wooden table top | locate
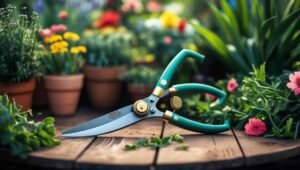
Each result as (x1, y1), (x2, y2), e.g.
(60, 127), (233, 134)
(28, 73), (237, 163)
(1, 106), (300, 170)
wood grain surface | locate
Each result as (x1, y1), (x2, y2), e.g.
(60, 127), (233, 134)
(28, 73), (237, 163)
(233, 130), (300, 166)
(1, 108), (300, 169)
(156, 123), (244, 170)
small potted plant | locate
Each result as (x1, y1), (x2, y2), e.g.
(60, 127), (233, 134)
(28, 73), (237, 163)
(81, 30), (132, 109)
(40, 31), (86, 115)
(123, 66), (161, 102)
(0, 5), (40, 111)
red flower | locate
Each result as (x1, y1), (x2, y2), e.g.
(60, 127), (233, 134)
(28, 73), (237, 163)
(94, 10), (120, 29)
(244, 118), (267, 136)
(227, 78), (238, 92)
(163, 36), (172, 45)
(178, 20), (186, 33)
(287, 71), (300, 95)
(58, 10), (68, 20)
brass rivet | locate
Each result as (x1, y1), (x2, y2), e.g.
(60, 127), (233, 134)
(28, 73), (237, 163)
(170, 96), (182, 110)
(133, 100), (149, 116)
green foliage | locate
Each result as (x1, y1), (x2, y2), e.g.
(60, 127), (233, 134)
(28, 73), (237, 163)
(193, 0), (300, 75)
(0, 95), (60, 159)
(123, 66), (161, 86)
(183, 64), (300, 139)
(81, 31), (133, 67)
(124, 134), (186, 151)
(0, 5), (40, 83)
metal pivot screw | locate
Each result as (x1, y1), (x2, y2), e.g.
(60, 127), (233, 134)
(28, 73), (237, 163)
(170, 96), (182, 110)
(133, 100), (149, 116)
(150, 107), (156, 113)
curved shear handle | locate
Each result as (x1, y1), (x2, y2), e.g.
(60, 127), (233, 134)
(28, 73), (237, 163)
(164, 111), (230, 134)
(171, 83), (227, 106)
(156, 49), (205, 90)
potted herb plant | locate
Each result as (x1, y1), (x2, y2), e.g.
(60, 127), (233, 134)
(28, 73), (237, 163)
(81, 30), (132, 109)
(0, 5), (40, 111)
(40, 31), (86, 115)
(123, 66), (161, 102)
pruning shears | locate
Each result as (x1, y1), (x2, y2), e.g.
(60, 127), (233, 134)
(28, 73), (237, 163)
(62, 49), (230, 137)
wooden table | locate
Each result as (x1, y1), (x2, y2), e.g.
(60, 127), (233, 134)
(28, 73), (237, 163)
(1, 107), (300, 170)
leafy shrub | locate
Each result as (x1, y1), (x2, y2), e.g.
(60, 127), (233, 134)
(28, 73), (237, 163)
(123, 66), (161, 87)
(193, 0), (300, 75)
(81, 30), (133, 67)
(0, 95), (60, 159)
(0, 5), (40, 83)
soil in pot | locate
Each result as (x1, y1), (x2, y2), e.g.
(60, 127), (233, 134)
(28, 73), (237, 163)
(0, 78), (36, 111)
(44, 74), (84, 116)
(84, 65), (127, 110)
(127, 84), (153, 102)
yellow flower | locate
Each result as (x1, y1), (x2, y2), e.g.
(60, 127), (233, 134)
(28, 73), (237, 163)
(63, 32), (80, 41)
(99, 27), (116, 35)
(144, 54), (155, 62)
(71, 47), (79, 54)
(60, 47), (68, 53)
(44, 37), (52, 43)
(60, 41), (68, 47)
(186, 43), (198, 52)
(77, 45), (87, 53)
(49, 35), (63, 43)
(160, 12), (180, 29)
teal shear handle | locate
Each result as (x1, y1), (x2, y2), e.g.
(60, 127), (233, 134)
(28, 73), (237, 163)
(171, 83), (227, 105)
(165, 83), (229, 133)
(155, 49), (205, 90)
(165, 111), (230, 134)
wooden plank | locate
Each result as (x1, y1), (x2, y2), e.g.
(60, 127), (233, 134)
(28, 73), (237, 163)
(76, 119), (163, 170)
(156, 123), (244, 170)
(233, 130), (300, 166)
(1, 107), (100, 169)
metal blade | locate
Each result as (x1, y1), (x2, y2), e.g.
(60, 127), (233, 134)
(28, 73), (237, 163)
(62, 105), (136, 137)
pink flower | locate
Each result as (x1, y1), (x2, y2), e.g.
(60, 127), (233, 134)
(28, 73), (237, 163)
(121, 0), (143, 13)
(50, 24), (67, 33)
(178, 20), (186, 33)
(58, 10), (68, 19)
(287, 71), (300, 95)
(163, 36), (172, 45)
(147, 0), (161, 13)
(204, 93), (217, 101)
(39, 28), (53, 38)
(227, 78), (238, 92)
(244, 118), (267, 136)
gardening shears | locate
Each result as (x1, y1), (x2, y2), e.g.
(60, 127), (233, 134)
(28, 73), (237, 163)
(62, 49), (230, 137)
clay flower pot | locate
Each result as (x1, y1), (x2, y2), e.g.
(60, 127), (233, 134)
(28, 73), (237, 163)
(44, 74), (84, 116)
(84, 65), (127, 110)
(0, 78), (36, 111)
(33, 77), (48, 108)
(127, 84), (153, 102)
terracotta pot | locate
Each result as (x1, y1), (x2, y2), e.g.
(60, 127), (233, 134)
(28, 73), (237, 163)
(0, 79), (36, 111)
(127, 84), (153, 102)
(84, 65), (127, 110)
(44, 74), (84, 116)
(33, 77), (48, 108)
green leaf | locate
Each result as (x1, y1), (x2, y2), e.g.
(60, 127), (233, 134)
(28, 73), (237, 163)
(170, 134), (184, 143)
(175, 145), (189, 151)
(191, 22), (230, 61)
